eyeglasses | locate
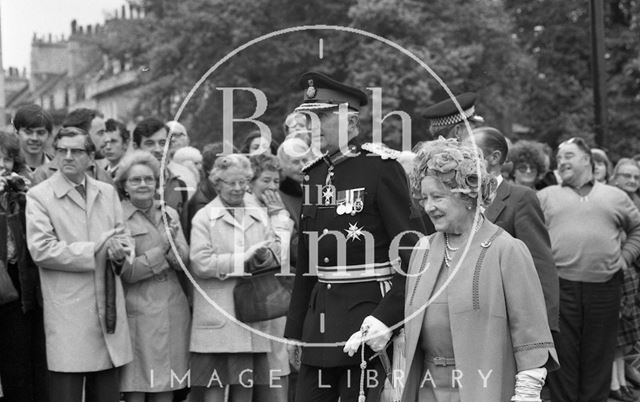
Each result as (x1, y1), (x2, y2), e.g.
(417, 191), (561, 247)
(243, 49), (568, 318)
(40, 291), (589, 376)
(220, 179), (249, 188)
(127, 176), (156, 186)
(55, 147), (88, 157)
(515, 164), (537, 173)
(617, 172), (640, 181)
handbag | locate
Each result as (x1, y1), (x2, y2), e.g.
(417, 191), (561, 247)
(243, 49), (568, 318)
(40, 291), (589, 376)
(0, 206), (18, 305)
(233, 266), (292, 323)
(0, 260), (18, 305)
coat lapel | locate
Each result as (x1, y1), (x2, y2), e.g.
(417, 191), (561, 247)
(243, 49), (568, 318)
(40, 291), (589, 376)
(51, 172), (86, 210)
(485, 181), (510, 223)
(404, 233), (445, 375)
(85, 176), (102, 215)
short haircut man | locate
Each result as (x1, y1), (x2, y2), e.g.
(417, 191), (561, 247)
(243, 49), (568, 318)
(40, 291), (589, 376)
(277, 137), (311, 184)
(26, 127), (133, 402)
(13, 104), (54, 172)
(100, 119), (130, 177)
(539, 136), (640, 401)
(470, 127), (559, 339)
(63, 108), (106, 158)
(166, 120), (189, 151)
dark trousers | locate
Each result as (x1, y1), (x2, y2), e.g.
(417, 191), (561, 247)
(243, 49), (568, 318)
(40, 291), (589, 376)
(295, 363), (385, 402)
(548, 273), (622, 402)
(48, 368), (120, 402)
(0, 303), (48, 402)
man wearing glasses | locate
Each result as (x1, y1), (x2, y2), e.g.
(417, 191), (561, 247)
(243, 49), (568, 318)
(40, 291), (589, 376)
(538, 136), (640, 401)
(25, 127), (133, 402)
(31, 109), (114, 186)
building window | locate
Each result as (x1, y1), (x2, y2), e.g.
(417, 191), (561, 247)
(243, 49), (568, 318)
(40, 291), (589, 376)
(49, 95), (54, 110)
(65, 89), (69, 107)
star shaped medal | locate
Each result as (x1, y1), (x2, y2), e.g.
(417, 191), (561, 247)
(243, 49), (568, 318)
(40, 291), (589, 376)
(345, 222), (364, 242)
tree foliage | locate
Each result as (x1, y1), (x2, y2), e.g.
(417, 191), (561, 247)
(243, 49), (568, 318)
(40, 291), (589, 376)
(93, 0), (640, 159)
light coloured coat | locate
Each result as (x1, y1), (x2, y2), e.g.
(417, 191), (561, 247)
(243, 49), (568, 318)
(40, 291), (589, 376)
(119, 200), (190, 392)
(189, 194), (284, 354)
(26, 172), (133, 372)
(402, 219), (559, 402)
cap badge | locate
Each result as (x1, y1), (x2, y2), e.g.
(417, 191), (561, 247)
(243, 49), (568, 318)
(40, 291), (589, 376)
(306, 79), (317, 98)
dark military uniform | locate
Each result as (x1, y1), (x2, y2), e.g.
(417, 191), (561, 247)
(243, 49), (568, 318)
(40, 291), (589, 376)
(284, 144), (421, 401)
(284, 72), (422, 402)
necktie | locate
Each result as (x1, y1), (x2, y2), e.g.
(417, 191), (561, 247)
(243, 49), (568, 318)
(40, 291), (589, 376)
(75, 184), (86, 200)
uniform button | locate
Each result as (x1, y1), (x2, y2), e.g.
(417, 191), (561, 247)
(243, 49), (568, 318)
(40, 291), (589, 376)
(323, 257), (330, 263)
(327, 284), (332, 290)
(323, 228), (329, 234)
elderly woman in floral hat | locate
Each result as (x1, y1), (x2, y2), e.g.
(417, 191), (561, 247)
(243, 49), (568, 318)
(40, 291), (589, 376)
(400, 137), (558, 402)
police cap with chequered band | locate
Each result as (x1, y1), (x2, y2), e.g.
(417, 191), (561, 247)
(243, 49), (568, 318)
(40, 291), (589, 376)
(423, 92), (483, 128)
(295, 71), (368, 112)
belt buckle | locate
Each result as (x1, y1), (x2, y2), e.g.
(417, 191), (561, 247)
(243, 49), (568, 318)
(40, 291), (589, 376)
(432, 357), (452, 367)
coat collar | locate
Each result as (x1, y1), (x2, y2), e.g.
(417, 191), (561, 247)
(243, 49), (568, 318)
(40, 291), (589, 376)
(122, 199), (163, 223)
(485, 180), (510, 222)
(50, 171), (102, 210)
(208, 193), (268, 230)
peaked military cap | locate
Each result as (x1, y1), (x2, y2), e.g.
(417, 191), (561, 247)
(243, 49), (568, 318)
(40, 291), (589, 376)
(295, 71), (368, 112)
(423, 92), (483, 128)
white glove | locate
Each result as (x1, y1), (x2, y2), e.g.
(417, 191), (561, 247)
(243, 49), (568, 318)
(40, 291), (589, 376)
(511, 367), (547, 402)
(343, 315), (392, 357)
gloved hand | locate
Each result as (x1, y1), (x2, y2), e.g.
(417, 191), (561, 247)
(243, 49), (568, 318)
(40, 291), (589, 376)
(511, 367), (547, 402)
(343, 315), (392, 357)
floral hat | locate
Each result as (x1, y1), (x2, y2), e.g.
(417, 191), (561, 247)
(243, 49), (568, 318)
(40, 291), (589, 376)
(411, 137), (497, 207)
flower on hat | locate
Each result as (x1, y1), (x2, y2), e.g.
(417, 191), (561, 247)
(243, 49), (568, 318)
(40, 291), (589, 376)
(411, 136), (497, 207)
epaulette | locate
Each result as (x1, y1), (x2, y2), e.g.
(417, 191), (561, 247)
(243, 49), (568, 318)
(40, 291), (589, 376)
(302, 154), (326, 172)
(361, 142), (401, 160)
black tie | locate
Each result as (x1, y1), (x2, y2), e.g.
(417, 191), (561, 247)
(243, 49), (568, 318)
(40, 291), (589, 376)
(75, 184), (86, 200)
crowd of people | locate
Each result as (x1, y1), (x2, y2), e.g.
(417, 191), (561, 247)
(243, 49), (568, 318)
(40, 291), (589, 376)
(0, 71), (640, 402)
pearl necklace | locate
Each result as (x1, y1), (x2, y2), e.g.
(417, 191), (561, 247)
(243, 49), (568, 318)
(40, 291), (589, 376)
(443, 216), (484, 269)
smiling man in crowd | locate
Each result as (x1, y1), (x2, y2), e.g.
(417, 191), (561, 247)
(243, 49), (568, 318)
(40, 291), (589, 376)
(13, 104), (54, 174)
(539, 136), (640, 401)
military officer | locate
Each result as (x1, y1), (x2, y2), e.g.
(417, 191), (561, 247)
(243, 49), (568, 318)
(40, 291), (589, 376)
(423, 92), (483, 140)
(283, 72), (422, 402)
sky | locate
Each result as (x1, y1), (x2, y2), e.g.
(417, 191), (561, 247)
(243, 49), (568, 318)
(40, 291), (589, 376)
(1, 0), (127, 71)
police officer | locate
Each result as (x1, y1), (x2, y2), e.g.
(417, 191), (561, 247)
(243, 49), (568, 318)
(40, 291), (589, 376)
(423, 92), (483, 140)
(283, 72), (421, 402)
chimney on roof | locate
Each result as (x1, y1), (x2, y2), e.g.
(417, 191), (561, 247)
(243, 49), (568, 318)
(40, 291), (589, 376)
(22, 67), (27, 77)
(71, 19), (77, 35)
(122, 5), (126, 19)
(87, 24), (92, 35)
(78, 25), (83, 34)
